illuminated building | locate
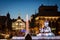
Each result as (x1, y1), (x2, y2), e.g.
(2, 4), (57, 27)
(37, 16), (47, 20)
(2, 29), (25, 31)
(30, 4), (60, 36)
(12, 16), (25, 31)
(12, 16), (26, 36)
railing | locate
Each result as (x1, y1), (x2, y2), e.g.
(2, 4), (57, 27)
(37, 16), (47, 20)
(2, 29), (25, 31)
(12, 36), (60, 40)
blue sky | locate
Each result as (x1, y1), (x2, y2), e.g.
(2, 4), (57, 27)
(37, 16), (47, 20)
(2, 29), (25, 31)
(0, 0), (60, 20)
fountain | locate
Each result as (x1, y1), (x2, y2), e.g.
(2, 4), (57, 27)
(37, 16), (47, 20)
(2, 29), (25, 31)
(12, 15), (60, 40)
(37, 20), (55, 37)
(25, 14), (29, 35)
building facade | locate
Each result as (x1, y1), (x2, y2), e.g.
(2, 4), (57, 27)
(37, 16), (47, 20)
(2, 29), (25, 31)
(0, 12), (12, 32)
(12, 16), (26, 36)
(12, 16), (25, 30)
(30, 5), (60, 36)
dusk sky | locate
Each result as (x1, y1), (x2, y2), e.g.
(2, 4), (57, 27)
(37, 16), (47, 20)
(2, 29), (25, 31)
(0, 0), (60, 20)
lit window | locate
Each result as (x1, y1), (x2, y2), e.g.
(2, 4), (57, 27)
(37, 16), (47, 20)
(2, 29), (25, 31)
(35, 17), (39, 20)
(12, 26), (15, 27)
(19, 23), (23, 25)
(52, 28), (56, 30)
(16, 23), (18, 25)
(58, 31), (60, 34)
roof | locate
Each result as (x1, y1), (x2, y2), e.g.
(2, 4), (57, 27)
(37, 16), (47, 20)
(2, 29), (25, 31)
(36, 5), (60, 16)
(12, 18), (25, 23)
(39, 4), (58, 9)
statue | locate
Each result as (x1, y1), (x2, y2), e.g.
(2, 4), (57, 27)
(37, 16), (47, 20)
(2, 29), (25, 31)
(37, 20), (55, 37)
